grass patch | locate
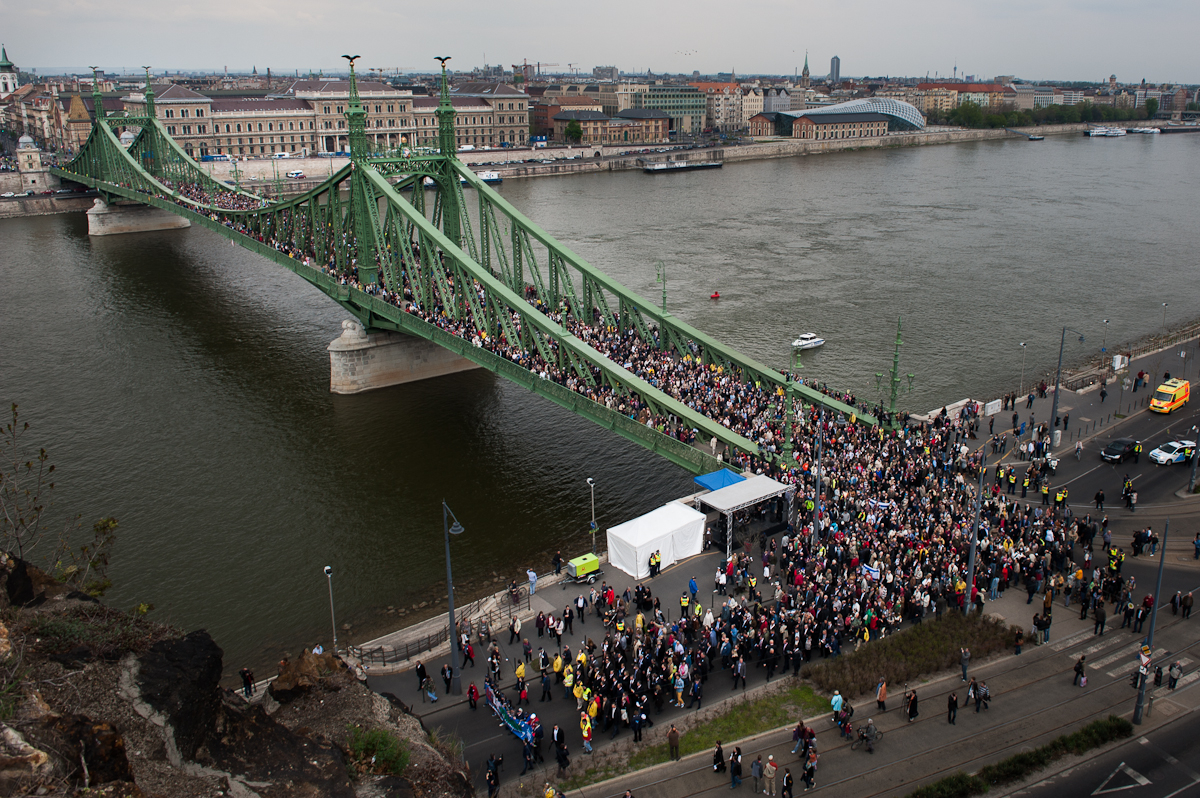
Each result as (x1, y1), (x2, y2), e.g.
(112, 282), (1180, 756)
(346, 725), (410, 776)
(559, 763), (625, 791)
(906, 715), (1133, 797)
(802, 612), (1015, 699)
(627, 683), (825, 771)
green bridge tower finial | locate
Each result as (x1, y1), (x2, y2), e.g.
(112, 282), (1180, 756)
(89, 66), (105, 120)
(435, 56), (457, 159)
(141, 66), (155, 117)
(342, 54), (367, 159)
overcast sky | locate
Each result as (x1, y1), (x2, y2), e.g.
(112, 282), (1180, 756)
(8, 0), (1198, 84)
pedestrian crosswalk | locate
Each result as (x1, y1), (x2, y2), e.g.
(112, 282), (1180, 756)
(1105, 649), (1166, 678)
(1049, 630), (1092, 652)
(1153, 669), (1200, 698)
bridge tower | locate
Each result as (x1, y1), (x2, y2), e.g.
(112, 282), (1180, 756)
(342, 55), (379, 287)
(435, 57), (461, 247)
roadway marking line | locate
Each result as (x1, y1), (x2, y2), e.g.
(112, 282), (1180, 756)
(1153, 669), (1200, 698)
(1090, 644), (1141, 670)
(1091, 761), (1151, 794)
(1162, 778), (1200, 798)
(1077, 638), (1126, 658)
(1050, 630), (1093, 651)
(1105, 648), (1165, 678)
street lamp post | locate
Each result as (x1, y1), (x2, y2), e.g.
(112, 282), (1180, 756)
(586, 477), (597, 554)
(783, 346), (801, 467)
(965, 443), (987, 614)
(1189, 426), (1198, 495)
(1161, 303), (1168, 337)
(323, 566), (337, 651)
(1049, 326), (1085, 450)
(443, 501), (465, 695)
(1019, 342), (1027, 397)
(1133, 518), (1168, 724)
(1102, 320), (1109, 353)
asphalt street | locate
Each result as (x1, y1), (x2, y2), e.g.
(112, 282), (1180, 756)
(1009, 706), (1200, 798)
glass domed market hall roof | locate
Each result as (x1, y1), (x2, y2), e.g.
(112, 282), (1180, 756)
(804, 98), (925, 130)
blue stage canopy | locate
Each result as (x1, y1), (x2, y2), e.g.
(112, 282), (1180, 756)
(693, 468), (746, 492)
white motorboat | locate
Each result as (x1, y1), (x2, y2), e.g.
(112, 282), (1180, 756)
(1105, 128), (1127, 137)
(1085, 127), (1112, 137)
(791, 333), (826, 350)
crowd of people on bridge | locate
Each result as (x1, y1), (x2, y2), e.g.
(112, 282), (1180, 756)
(142, 180), (1168, 787)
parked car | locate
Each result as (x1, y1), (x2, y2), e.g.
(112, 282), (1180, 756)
(1, 192), (14, 198)
(1101, 437), (1138, 463)
(1149, 439), (1196, 465)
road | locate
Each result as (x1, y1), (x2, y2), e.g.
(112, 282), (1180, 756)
(1010, 706), (1200, 798)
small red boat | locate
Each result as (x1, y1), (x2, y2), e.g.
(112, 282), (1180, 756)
(710, 291), (721, 300)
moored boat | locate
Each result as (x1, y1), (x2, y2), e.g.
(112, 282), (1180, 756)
(791, 333), (825, 350)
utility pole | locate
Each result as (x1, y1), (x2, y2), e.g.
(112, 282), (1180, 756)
(965, 443), (986, 613)
(783, 346), (801, 467)
(1133, 519), (1167, 724)
(1189, 426), (1198, 494)
(1049, 326), (1084, 450)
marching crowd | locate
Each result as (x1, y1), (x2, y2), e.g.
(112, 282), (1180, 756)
(157, 182), (1174, 789)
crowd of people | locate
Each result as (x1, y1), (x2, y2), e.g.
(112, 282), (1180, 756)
(133, 177), (1184, 792)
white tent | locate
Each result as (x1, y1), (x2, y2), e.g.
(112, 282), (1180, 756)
(607, 502), (706, 580)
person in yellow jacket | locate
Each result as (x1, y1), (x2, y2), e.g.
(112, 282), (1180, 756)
(580, 712), (594, 753)
(515, 661), (526, 680)
(553, 653), (564, 683)
(562, 664), (574, 699)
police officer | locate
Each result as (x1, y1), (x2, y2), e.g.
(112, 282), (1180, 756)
(680, 591), (690, 619)
(1041, 482), (1051, 506)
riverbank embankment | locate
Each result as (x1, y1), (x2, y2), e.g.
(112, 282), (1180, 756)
(0, 193), (95, 218)
(489, 123), (1096, 180)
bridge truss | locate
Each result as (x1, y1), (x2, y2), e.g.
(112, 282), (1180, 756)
(53, 62), (873, 475)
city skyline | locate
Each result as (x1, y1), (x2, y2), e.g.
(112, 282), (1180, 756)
(5, 0), (1199, 84)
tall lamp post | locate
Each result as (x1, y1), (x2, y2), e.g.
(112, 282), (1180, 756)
(586, 477), (597, 554)
(782, 345), (802, 467)
(1049, 326), (1085, 450)
(965, 443), (987, 613)
(1133, 518), (1168, 724)
(1101, 320), (1109, 353)
(1161, 303), (1168, 337)
(1188, 426), (1198, 495)
(323, 565), (338, 651)
(443, 501), (465, 695)
(1019, 342), (1028, 397)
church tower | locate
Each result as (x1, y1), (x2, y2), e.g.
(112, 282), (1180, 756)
(0, 46), (19, 99)
(800, 52), (810, 90)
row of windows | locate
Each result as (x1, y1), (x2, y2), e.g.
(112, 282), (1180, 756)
(162, 108), (204, 118)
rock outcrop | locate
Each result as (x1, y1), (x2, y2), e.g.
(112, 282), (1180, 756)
(0, 555), (472, 798)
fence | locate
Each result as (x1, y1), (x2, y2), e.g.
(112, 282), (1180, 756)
(349, 586), (531, 668)
(1063, 324), (1200, 391)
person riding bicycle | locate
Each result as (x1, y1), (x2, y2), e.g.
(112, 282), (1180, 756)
(858, 719), (879, 754)
(1075, 441), (1083, 460)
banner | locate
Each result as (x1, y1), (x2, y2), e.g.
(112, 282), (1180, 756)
(859, 564), (880, 581)
(984, 399), (1003, 417)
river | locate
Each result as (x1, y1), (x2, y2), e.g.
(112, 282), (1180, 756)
(1, 131), (1197, 675)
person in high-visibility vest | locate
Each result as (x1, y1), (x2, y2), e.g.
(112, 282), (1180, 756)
(1041, 483), (1050, 506)
(580, 712), (593, 753)
(1022, 475), (1030, 498)
(562, 664), (574, 699)
(680, 592), (690, 617)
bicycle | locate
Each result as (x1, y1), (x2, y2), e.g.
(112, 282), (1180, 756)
(850, 728), (884, 751)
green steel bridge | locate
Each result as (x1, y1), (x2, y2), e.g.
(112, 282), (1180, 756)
(52, 59), (874, 475)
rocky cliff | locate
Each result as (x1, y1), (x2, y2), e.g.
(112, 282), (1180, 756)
(0, 554), (472, 798)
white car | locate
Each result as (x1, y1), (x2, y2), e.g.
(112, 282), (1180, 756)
(1149, 439), (1196, 465)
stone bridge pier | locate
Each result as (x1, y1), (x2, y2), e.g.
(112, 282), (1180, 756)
(327, 319), (480, 394)
(86, 198), (191, 236)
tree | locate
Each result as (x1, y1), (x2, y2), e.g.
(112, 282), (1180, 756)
(1144, 97), (1159, 118)
(1, 404), (117, 594)
(564, 120), (583, 144)
(950, 101), (984, 128)
(1, 403), (56, 559)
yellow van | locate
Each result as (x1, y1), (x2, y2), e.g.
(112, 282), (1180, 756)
(1150, 378), (1190, 413)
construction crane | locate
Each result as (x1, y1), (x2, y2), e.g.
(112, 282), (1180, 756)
(511, 59), (559, 83)
(568, 63), (581, 77)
